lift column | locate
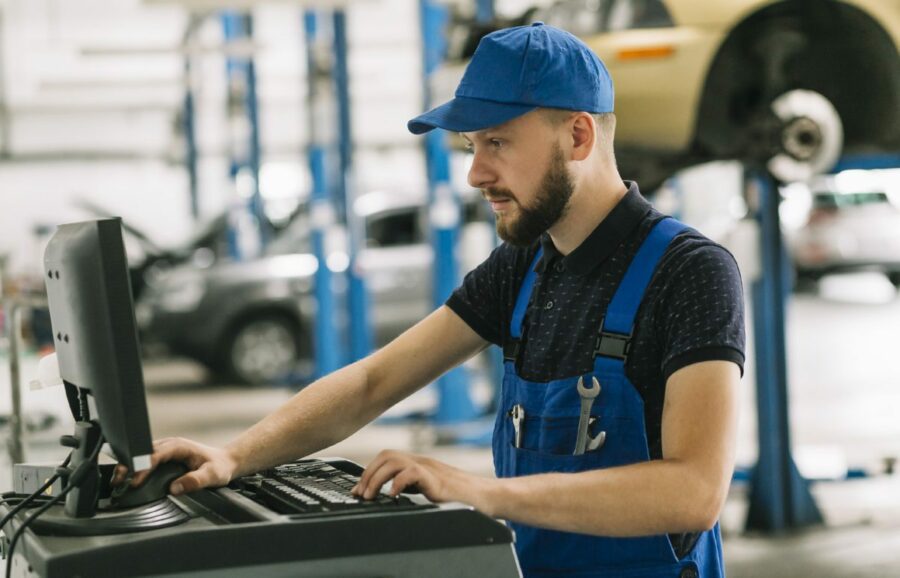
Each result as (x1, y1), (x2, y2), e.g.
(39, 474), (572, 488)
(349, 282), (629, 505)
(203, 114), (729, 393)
(419, 0), (477, 423)
(745, 168), (823, 532)
(304, 10), (343, 377)
(332, 10), (373, 363)
(222, 11), (269, 259)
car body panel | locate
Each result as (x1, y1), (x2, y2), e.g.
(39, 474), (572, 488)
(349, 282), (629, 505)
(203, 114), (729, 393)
(136, 190), (489, 382)
(789, 183), (900, 277)
(585, 0), (900, 153)
(588, 25), (725, 150)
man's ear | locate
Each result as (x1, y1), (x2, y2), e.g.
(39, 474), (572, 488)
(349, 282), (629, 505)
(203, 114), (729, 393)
(569, 113), (596, 162)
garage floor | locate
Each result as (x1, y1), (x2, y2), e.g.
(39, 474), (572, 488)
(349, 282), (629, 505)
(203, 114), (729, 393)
(4, 273), (900, 577)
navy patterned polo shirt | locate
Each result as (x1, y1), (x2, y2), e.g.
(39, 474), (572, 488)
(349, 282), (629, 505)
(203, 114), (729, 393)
(447, 181), (746, 461)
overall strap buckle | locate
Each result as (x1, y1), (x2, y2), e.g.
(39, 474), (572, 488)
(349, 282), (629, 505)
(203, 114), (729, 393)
(503, 340), (523, 362)
(594, 318), (632, 361)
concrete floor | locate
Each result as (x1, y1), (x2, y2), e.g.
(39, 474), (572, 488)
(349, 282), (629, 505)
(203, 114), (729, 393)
(4, 272), (900, 576)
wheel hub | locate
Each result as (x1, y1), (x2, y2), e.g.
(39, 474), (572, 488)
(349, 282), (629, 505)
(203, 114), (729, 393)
(782, 116), (823, 162)
(767, 89), (843, 183)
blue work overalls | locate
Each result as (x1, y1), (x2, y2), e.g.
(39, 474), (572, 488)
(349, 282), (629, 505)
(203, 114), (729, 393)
(492, 218), (725, 578)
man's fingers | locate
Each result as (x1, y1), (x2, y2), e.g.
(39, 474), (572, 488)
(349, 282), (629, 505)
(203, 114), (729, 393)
(130, 467), (155, 487)
(358, 460), (405, 500)
(389, 468), (421, 497)
(355, 452), (387, 491)
(169, 463), (223, 495)
(168, 473), (196, 496)
(354, 450), (394, 495)
(111, 464), (129, 486)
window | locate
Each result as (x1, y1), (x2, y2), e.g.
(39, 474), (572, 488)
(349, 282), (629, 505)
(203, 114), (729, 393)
(532, 0), (672, 36)
(366, 210), (423, 248)
(538, 0), (612, 37)
(606, 0), (674, 31)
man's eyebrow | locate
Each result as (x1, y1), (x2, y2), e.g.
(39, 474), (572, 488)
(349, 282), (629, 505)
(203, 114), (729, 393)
(461, 128), (507, 142)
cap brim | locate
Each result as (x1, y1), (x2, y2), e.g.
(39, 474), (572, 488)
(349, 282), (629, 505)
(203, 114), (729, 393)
(408, 96), (536, 135)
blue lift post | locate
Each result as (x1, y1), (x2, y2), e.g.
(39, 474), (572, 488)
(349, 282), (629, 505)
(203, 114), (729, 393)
(745, 168), (823, 532)
(332, 10), (373, 364)
(475, 0), (494, 24)
(222, 11), (269, 259)
(419, 0), (478, 424)
(304, 11), (342, 378)
(831, 152), (900, 172)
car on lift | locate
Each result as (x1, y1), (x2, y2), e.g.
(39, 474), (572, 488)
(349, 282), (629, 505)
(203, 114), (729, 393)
(444, 0), (900, 190)
(789, 173), (900, 286)
(135, 190), (492, 385)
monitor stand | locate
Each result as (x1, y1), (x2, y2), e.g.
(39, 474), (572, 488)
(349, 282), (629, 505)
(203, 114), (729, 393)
(62, 420), (103, 518)
(24, 420), (190, 537)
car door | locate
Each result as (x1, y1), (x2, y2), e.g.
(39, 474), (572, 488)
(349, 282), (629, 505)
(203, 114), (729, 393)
(359, 206), (433, 346)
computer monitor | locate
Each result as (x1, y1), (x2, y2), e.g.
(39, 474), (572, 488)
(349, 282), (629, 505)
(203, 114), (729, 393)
(43, 218), (154, 476)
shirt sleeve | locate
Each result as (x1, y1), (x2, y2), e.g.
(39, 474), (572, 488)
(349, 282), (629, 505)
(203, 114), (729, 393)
(656, 240), (746, 380)
(446, 243), (523, 346)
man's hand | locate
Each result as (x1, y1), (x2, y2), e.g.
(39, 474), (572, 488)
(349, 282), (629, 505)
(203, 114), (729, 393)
(112, 437), (239, 496)
(351, 450), (498, 515)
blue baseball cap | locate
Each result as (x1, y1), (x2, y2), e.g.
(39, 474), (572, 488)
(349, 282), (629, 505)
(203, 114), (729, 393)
(408, 22), (614, 135)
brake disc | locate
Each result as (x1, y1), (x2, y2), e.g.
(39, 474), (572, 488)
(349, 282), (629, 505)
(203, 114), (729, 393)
(767, 89), (843, 183)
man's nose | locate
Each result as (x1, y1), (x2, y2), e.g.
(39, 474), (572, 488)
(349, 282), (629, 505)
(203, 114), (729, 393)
(467, 151), (496, 189)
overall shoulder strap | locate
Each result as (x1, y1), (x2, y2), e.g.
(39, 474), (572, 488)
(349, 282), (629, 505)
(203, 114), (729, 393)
(504, 247), (544, 361)
(595, 218), (690, 363)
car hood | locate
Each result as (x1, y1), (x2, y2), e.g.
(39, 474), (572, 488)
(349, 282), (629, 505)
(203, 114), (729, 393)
(149, 253), (319, 292)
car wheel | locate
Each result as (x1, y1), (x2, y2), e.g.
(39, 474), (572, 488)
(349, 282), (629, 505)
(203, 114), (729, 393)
(225, 315), (301, 385)
(888, 272), (900, 289)
(765, 89), (844, 184)
(793, 270), (820, 294)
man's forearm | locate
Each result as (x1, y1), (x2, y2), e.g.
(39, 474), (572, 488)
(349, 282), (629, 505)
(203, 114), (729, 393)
(221, 307), (489, 480)
(224, 360), (381, 477)
(482, 458), (728, 537)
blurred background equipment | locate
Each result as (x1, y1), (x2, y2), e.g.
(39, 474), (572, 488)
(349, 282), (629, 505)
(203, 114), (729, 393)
(789, 170), (900, 287)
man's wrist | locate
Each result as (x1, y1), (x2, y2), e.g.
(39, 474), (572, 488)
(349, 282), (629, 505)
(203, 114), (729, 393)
(222, 443), (249, 479)
(471, 476), (507, 519)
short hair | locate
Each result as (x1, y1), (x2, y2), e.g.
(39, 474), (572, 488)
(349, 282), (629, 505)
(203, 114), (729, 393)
(539, 108), (616, 158)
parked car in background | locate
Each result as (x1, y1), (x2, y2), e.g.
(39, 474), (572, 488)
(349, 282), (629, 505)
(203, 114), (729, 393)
(77, 199), (292, 301)
(789, 175), (900, 286)
(135, 190), (492, 385)
(445, 0), (900, 190)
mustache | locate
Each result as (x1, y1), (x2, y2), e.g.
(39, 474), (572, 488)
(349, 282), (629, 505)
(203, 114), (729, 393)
(482, 188), (517, 202)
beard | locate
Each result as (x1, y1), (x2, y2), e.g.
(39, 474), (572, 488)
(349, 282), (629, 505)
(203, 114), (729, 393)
(488, 144), (575, 247)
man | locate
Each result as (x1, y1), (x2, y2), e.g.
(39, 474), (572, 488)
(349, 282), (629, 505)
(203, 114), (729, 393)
(126, 23), (744, 577)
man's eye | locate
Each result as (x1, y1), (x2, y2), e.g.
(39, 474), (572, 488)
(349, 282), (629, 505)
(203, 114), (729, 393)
(463, 142), (474, 153)
(490, 139), (504, 149)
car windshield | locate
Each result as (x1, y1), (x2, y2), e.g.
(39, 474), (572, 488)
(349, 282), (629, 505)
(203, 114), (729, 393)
(813, 191), (890, 209)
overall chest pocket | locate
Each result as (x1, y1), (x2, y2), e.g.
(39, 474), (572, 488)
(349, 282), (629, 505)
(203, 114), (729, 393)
(516, 414), (606, 456)
(505, 408), (649, 475)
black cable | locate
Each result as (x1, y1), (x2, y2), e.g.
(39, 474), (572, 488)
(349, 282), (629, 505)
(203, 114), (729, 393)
(0, 454), (72, 532)
(4, 436), (103, 578)
(3, 486), (72, 578)
(0, 496), (54, 508)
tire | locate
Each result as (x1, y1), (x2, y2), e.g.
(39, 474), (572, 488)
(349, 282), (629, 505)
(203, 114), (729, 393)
(793, 270), (820, 294)
(696, 17), (849, 184)
(224, 315), (301, 385)
(887, 272), (900, 290)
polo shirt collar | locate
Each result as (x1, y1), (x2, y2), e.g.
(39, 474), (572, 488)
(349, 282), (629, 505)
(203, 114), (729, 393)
(538, 181), (652, 275)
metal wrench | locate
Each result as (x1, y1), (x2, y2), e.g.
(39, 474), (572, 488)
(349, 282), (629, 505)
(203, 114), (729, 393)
(574, 376), (601, 455)
(511, 404), (525, 448)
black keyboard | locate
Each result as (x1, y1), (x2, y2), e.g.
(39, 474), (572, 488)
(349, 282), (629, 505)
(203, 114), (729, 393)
(237, 459), (435, 516)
